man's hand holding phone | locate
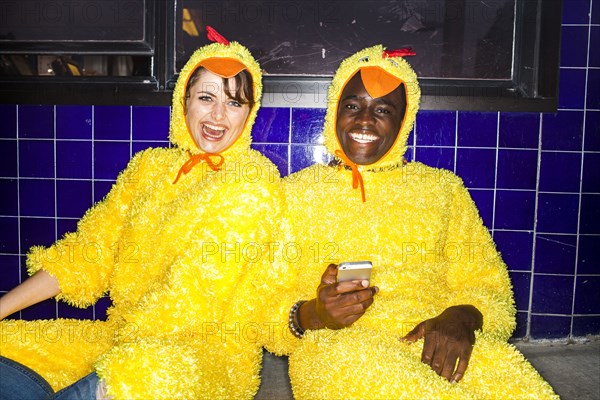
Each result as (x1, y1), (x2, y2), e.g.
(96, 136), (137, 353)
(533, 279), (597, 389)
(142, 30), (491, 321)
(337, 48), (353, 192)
(299, 262), (379, 331)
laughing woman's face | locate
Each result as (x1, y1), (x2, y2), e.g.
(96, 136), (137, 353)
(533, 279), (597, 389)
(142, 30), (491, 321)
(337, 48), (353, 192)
(185, 69), (250, 154)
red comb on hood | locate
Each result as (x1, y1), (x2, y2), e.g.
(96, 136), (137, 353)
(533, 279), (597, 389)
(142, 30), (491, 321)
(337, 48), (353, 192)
(383, 48), (416, 58)
(206, 26), (230, 45)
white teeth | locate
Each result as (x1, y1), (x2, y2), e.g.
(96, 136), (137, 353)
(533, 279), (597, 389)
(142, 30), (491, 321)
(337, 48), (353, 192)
(350, 132), (378, 143)
(204, 123), (225, 131)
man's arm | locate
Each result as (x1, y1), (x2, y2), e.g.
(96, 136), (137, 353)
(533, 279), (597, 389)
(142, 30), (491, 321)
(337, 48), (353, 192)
(403, 171), (511, 382)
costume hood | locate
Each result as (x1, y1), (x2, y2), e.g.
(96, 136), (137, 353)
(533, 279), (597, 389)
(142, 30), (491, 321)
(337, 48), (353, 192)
(169, 31), (263, 158)
(323, 45), (420, 171)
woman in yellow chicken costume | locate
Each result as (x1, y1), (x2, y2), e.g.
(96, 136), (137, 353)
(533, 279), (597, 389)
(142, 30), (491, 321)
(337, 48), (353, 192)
(0, 28), (288, 399)
(274, 46), (558, 399)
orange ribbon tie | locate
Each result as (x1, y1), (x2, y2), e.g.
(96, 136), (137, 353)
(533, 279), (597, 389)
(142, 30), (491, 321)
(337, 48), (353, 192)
(173, 152), (224, 184)
(335, 150), (366, 202)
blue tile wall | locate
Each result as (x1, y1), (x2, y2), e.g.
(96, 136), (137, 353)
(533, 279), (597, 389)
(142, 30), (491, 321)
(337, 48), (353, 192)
(415, 146), (455, 171)
(468, 189), (494, 228)
(583, 153), (600, 192)
(0, 255), (20, 291)
(253, 108), (290, 144)
(541, 111), (584, 151)
(514, 312), (528, 338)
(291, 108), (326, 144)
(508, 271), (532, 311)
(457, 148), (496, 189)
(0, 105), (17, 138)
(18, 105), (54, 139)
(558, 69), (587, 109)
(56, 106), (92, 139)
(494, 231), (534, 271)
(19, 140), (54, 178)
(94, 106), (131, 140)
(498, 113), (540, 149)
(578, 235), (600, 275)
(591, 26), (600, 67)
(0, 4), (598, 339)
(415, 111), (456, 147)
(587, 69), (600, 109)
(56, 141), (93, 179)
(574, 276), (600, 314)
(539, 151), (582, 192)
(132, 106), (171, 141)
(560, 25), (589, 68)
(19, 179), (55, 217)
(94, 141), (131, 180)
(494, 190), (536, 231)
(534, 234), (577, 275)
(457, 112), (498, 147)
(530, 315), (572, 339)
(0, 179), (18, 216)
(0, 218), (19, 254)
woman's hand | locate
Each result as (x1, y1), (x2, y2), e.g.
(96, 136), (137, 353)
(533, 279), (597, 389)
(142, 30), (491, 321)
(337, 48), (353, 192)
(403, 305), (483, 383)
(298, 264), (378, 331)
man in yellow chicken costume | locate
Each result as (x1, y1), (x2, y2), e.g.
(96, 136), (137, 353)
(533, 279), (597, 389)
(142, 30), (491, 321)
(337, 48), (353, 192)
(0, 28), (289, 399)
(275, 46), (558, 399)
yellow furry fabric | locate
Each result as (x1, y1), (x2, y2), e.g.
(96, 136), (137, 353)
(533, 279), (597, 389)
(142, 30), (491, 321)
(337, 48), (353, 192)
(285, 164), (516, 339)
(282, 164), (557, 398)
(279, 46), (557, 399)
(0, 320), (114, 390)
(1, 41), (287, 399)
(289, 328), (557, 400)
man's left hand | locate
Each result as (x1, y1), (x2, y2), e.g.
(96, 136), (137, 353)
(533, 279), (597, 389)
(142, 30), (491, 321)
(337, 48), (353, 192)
(403, 305), (483, 383)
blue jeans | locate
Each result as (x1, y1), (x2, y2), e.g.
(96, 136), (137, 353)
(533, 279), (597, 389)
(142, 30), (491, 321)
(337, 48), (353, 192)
(0, 356), (53, 400)
(0, 356), (98, 400)
(51, 373), (98, 400)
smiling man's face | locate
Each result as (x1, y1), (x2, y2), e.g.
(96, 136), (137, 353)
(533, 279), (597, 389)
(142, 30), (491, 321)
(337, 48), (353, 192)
(336, 71), (406, 165)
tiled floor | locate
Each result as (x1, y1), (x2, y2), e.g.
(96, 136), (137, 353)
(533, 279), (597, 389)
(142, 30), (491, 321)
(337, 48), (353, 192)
(515, 338), (600, 400)
(256, 338), (600, 399)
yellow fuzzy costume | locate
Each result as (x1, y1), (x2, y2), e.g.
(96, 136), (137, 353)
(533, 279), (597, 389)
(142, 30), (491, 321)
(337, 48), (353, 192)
(277, 46), (558, 399)
(1, 39), (290, 399)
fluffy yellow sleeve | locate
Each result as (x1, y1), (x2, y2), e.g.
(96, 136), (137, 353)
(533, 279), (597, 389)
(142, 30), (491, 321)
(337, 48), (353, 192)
(263, 166), (339, 356)
(259, 211), (304, 356)
(443, 173), (516, 340)
(26, 151), (147, 308)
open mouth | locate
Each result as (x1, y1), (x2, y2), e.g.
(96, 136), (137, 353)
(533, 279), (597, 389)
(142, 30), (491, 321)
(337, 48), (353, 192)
(202, 123), (227, 141)
(349, 131), (379, 144)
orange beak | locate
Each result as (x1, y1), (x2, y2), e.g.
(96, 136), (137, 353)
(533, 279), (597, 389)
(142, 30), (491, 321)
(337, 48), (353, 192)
(359, 66), (402, 99)
(199, 57), (247, 78)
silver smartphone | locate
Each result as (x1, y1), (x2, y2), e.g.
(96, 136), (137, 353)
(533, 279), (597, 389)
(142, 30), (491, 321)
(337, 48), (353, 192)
(337, 261), (373, 282)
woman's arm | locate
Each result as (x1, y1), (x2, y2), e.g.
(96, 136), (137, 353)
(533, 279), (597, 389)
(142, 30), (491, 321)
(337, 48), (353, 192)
(0, 270), (60, 320)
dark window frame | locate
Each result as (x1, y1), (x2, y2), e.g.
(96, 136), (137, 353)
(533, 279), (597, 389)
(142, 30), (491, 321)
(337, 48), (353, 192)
(0, 0), (562, 112)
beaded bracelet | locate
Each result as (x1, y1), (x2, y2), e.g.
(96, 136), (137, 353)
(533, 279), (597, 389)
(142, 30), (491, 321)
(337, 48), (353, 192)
(288, 300), (307, 339)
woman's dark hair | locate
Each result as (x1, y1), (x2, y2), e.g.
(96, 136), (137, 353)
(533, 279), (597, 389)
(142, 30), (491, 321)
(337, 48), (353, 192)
(184, 66), (254, 111)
